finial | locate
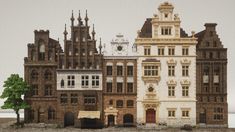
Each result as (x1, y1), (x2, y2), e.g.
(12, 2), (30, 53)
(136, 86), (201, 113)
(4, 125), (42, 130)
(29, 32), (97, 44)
(92, 24), (96, 40)
(70, 10), (74, 21)
(85, 10), (89, 25)
(191, 31), (195, 38)
(78, 10), (82, 25)
(63, 24), (68, 36)
(99, 37), (102, 54)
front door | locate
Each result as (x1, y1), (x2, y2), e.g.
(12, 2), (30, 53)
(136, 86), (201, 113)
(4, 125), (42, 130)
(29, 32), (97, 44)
(64, 112), (74, 127)
(108, 115), (115, 126)
(199, 108), (206, 123)
(146, 109), (156, 123)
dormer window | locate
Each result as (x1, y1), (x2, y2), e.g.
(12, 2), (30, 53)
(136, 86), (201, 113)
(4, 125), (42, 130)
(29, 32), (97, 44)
(161, 26), (172, 35)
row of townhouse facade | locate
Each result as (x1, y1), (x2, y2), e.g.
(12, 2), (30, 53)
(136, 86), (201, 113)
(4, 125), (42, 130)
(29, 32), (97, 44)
(24, 2), (228, 128)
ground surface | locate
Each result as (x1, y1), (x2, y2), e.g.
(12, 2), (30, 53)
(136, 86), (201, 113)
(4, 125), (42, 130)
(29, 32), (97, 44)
(0, 118), (235, 132)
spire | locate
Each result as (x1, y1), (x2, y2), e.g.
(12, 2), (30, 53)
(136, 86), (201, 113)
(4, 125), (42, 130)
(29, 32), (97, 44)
(63, 24), (68, 40)
(78, 10), (82, 25)
(92, 24), (96, 40)
(99, 38), (102, 54)
(85, 10), (89, 26)
(70, 10), (74, 26)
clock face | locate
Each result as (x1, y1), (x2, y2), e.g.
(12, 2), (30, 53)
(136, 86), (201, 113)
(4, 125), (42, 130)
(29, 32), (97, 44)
(117, 45), (123, 51)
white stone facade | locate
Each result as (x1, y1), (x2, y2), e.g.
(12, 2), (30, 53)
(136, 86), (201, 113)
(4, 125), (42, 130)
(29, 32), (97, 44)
(57, 70), (102, 91)
(135, 2), (197, 127)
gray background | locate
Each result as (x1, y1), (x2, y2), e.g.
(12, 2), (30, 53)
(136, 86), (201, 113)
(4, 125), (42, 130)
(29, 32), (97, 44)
(0, 0), (234, 112)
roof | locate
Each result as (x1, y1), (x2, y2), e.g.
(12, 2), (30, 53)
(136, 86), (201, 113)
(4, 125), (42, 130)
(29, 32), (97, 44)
(139, 18), (189, 38)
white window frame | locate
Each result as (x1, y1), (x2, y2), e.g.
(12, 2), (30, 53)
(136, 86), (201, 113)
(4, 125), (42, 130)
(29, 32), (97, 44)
(92, 75), (99, 87)
(82, 75), (89, 87)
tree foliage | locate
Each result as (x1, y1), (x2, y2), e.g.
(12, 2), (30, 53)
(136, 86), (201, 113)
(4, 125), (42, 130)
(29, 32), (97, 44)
(0, 74), (30, 124)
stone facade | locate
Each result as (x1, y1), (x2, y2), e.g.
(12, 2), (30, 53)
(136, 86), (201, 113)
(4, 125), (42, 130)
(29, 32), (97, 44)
(103, 34), (137, 126)
(135, 2), (197, 127)
(195, 23), (228, 127)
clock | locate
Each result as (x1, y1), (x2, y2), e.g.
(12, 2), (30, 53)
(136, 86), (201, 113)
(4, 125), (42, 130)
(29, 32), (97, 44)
(117, 45), (123, 51)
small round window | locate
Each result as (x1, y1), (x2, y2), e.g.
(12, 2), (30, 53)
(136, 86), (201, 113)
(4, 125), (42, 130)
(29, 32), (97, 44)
(148, 87), (154, 92)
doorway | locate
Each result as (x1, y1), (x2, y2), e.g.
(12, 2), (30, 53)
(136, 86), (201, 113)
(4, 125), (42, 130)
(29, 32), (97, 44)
(199, 108), (206, 123)
(64, 112), (74, 127)
(108, 115), (115, 126)
(146, 109), (156, 123)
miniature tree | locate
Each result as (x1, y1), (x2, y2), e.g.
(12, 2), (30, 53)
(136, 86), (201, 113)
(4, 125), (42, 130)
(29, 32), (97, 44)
(0, 74), (30, 125)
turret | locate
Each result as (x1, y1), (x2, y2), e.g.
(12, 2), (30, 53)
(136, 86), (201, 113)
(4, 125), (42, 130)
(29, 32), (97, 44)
(92, 24), (96, 40)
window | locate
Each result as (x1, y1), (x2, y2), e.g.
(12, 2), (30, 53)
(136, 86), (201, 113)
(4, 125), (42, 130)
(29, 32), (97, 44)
(92, 76), (99, 87)
(182, 47), (189, 55)
(204, 66), (209, 75)
(182, 110), (189, 117)
(182, 65), (189, 76)
(127, 66), (133, 76)
(117, 83), (123, 93)
(48, 50), (53, 61)
(144, 47), (151, 55)
(161, 27), (172, 35)
(109, 100), (113, 105)
(144, 66), (158, 76)
(107, 82), (112, 93)
(168, 66), (175, 76)
(60, 79), (64, 88)
(117, 66), (123, 76)
(165, 13), (168, 18)
(31, 85), (38, 96)
(68, 45), (72, 56)
(31, 70), (38, 80)
(71, 94), (78, 104)
(168, 110), (175, 117)
(168, 47), (175, 55)
(168, 86), (175, 97)
(214, 107), (223, 120)
(84, 95), (96, 105)
(127, 83), (133, 93)
(31, 50), (35, 61)
(67, 75), (75, 87)
(182, 86), (189, 97)
(44, 70), (52, 80)
(29, 109), (35, 121)
(60, 94), (68, 104)
(127, 100), (134, 107)
(206, 41), (210, 47)
(81, 75), (89, 87)
(158, 47), (164, 55)
(210, 31), (213, 37)
(107, 66), (112, 76)
(116, 100), (123, 108)
(48, 107), (55, 120)
(213, 41), (217, 47)
(210, 52), (213, 59)
(39, 42), (45, 60)
(44, 85), (52, 96)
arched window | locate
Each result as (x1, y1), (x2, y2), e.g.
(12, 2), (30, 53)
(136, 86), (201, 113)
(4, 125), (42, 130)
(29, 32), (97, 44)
(31, 70), (38, 80)
(44, 70), (52, 80)
(39, 41), (45, 60)
(61, 79), (64, 88)
(48, 107), (55, 120)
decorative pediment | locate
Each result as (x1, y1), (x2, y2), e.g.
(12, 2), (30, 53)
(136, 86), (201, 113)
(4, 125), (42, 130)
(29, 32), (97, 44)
(167, 79), (177, 85)
(180, 79), (191, 85)
(180, 58), (191, 65)
(167, 59), (177, 65)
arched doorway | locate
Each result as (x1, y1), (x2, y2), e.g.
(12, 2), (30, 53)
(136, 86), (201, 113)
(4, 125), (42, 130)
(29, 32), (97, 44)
(123, 114), (134, 126)
(108, 115), (115, 126)
(199, 108), (206, 123)
(64, 112), (74, 127)
(146, 109), (156, 123)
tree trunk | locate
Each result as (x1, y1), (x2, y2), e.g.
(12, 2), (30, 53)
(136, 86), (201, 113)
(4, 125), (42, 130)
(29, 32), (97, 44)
(16, 110), (20, 125)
